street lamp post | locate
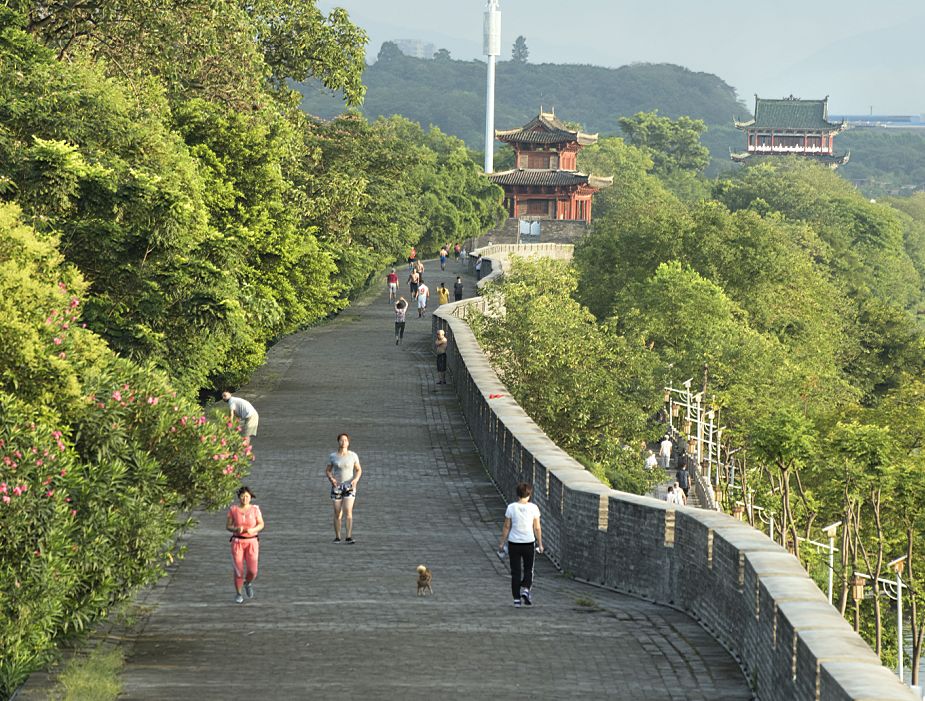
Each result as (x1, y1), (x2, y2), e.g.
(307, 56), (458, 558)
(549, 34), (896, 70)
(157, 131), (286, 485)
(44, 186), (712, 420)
(752, 504), (775, 542)
(822, 521), (841, 605)
(853, 555), (908, 684)
(796, 521), (840, 606)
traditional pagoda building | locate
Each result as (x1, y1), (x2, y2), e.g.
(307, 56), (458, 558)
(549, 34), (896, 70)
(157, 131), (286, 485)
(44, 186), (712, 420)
(488, 111), (612, 223)
(732, 95), (849, 168)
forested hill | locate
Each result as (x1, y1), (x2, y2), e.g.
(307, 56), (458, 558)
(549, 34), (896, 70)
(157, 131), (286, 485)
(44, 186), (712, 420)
(299, 48), (925, 194)
(297, 48), (747, 148)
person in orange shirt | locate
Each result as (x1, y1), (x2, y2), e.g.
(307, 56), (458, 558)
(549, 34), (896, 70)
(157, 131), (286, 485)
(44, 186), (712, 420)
(226, 486), (264, 603)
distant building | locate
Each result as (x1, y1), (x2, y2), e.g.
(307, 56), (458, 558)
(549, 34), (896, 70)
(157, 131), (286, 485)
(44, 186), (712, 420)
(393, 39), (436, 59)
(829, 114), (925, 129)
(488, 111), (612, 223)
(732, 95), (850, 168)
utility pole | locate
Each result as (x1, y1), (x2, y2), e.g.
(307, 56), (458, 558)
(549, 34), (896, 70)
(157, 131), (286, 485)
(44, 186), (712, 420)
(483, 0), (501, 173)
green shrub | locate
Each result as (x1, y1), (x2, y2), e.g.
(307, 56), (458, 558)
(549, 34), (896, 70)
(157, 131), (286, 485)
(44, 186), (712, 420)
(0, 203), (252, 696)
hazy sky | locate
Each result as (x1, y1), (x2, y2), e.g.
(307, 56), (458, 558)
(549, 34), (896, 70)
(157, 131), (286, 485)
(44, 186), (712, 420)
(320, 0), (924, 114)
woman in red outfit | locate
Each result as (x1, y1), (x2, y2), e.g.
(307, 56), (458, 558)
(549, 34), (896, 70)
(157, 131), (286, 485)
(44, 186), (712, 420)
(226, 486), (264, 603)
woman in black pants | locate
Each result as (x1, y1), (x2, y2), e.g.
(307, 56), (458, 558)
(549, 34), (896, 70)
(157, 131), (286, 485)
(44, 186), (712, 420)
(497, 482), (544, 607)
(394, 297), (408, 345)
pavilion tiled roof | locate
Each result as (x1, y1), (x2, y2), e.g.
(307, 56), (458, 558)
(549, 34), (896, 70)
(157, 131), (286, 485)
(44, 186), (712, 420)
(735, 96), (847, 132)
(487, 169), (613, 189)
(496, 112), (598, 146)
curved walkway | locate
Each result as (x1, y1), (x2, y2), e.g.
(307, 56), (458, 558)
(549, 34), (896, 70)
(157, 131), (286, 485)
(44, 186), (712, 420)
(116, 261), (753, 700)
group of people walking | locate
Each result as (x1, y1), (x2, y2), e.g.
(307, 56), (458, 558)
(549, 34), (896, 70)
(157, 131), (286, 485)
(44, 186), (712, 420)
(648, 433), (693, 506)
(225, 435), (543, 609)
(391, 256), (465, 346)
(225, 431), (363, 603)
(222, 252), (545, 608)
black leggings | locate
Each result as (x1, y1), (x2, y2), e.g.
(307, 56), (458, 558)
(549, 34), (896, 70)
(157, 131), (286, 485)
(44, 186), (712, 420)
(395, 322), (405, 340)
(508, 541), (535, 599)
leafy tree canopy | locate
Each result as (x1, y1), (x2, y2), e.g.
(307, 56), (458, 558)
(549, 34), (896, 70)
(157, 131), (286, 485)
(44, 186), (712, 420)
(511, 35), (529, 64)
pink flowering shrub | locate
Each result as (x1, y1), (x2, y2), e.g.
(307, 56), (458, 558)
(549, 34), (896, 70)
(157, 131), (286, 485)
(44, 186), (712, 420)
(0, 205), (253, 694)
(77, 359), (252, 510)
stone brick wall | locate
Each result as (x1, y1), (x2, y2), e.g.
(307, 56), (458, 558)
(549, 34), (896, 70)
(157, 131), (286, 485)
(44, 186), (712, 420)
(466, 218), (589, 250)
(433, 246), (916, 701)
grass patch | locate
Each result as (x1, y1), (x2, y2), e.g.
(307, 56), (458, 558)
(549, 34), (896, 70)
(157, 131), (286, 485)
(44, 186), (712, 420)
(575, 596), (596, 608)
(55, 646), (123, 701)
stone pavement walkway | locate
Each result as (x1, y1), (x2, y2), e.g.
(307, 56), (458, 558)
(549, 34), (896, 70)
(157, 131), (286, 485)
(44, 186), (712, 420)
(116, 260), (753, 700)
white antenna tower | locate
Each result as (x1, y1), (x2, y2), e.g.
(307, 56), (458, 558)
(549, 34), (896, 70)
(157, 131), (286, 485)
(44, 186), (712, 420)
(483, 0), (501, 173)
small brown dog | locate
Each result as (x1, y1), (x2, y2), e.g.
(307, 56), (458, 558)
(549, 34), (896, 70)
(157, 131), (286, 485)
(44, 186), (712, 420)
(416, 565), (433, 596)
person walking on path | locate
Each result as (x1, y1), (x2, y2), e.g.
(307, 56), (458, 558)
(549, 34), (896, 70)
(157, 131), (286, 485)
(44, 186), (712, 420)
(437, 282), (449, 306)
(416, 282), (429, 317)
(439, 246), (448, 271)
(453, 242), (461, 261)
(676, 464), (691, 498)
(407, 268), (420, 300)
(325, 433), (363, 544)
(226, 486), (264, 603)
(658, 435), (673, 469)
(497, 482), (544, 608)
(435, 329), (448, 384)
(475, 255), (483, 280)
(644, 450), (658, 471)
(394, 297), (408, 345)
(453, 276), (464, 302)
(386, 268), (399, 303)
(415, 259), (425, 284)
(222, 391), (259, 439)
(407, 246), (417, 271)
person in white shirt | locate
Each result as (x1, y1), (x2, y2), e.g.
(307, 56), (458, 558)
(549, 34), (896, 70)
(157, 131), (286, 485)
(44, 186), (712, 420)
(416, 283), (429, 317)
(222, 391), (259, 438)
(673, 481), (687, 505)
(497, 482), (544, 608)
(325, 433), (363, 544)
(658, 435), (673, 469)
(644, 450), (658, 471)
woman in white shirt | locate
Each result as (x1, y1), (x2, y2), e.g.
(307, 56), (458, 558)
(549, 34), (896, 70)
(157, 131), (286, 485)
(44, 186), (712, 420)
(325, 433), (363, 544)
(498, 482), (544, 608)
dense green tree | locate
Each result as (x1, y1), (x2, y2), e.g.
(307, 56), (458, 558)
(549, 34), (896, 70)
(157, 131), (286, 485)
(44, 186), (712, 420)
(470, 257), (660, 493)
(9, 0), (367, 107)
(840, 131), (925, 196)
(511, 35), (529, 63)
(618, 111), (711, 176)
(0, 26), (242, 392)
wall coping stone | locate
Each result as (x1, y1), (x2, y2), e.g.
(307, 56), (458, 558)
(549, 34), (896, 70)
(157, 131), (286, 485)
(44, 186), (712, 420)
(822, 663), (916, 700)
(747, 551), (816, 578)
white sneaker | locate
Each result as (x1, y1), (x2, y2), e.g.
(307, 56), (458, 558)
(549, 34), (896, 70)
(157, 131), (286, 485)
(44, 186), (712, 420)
(234, 593), (244, 604)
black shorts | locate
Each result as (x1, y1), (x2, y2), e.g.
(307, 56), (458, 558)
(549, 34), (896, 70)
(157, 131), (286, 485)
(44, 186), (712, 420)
(330, 484), (356, 501)
(437, 354), (447, 372)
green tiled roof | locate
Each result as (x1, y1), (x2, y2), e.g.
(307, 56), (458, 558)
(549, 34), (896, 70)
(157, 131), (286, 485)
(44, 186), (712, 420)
(736, 96), (846, 131)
